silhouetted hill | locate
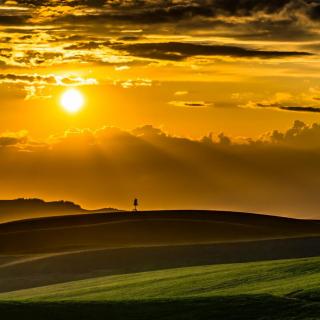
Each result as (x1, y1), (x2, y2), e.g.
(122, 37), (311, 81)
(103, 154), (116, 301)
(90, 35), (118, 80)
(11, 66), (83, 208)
(1, 210), (320, 254)
(0, 210), (320, 293)
(0, 199), (119, 223)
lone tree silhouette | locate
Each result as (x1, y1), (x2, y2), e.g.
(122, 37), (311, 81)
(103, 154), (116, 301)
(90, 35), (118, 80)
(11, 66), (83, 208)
(133, 198), (139, 212)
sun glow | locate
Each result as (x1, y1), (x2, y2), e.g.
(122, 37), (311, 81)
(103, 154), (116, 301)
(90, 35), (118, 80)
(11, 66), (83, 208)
(60, 88), (84, 113)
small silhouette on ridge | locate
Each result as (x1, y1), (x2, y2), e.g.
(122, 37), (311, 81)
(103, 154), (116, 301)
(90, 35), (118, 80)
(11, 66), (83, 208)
(133, 198), (139, 212)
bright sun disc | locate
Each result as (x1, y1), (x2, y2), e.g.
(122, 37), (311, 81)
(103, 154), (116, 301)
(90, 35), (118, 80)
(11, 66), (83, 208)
(60, 88), (84, 113)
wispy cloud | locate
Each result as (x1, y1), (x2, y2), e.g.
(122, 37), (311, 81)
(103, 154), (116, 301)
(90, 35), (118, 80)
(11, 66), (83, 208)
(169, 100), (212, 108)
(0, 73), (97, 86)
(0, 73), (97, 99)
(115, 42), (312, 61)
(114, 78), (152, 89)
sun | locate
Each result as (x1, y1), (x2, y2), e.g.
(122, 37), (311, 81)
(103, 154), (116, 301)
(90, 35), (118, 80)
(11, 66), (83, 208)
(60, 88), (84, 113)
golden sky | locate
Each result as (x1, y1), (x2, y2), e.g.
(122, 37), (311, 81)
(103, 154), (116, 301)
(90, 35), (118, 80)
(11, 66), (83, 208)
(1, 0), (320, 217)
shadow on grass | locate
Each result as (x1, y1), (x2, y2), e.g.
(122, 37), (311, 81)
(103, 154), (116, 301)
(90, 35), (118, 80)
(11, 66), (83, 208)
(0, 294), (319, 320)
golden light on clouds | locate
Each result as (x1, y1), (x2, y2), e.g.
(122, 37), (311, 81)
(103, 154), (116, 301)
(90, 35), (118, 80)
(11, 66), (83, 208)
(60, 88), (84, 113)
(2, 0), (320, 215)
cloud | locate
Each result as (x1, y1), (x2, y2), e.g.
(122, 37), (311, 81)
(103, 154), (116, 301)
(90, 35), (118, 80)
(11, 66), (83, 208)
(118, 35), (141, 41)
(64, 40), (114, 51)
(0, 73), (56, 85)
(0, 73), (97, 99)
(266, 120), (320, 148)
(23, 85), (50, 100)
(0, 50), (65, 67)
(0, 130), (28, 147)
(2, 1), (320, 44)
(239, 91), (320, 113)
(169, 100), (212, 108)
(115, 42), (312, 61)
(244, 101), (320, 114)
(114, 65), (130, 71)
(174, 91), (188, 96)
(0, 73), (98, 86)
(1, 1), (320, 217)
(264, 105), (320, 113)
(113, 78), (152, 88)
(2, 121), (320, 217)
(11, 0), (320, 46)
(34, 1), (319, 26)
(0, 0), (319, 70)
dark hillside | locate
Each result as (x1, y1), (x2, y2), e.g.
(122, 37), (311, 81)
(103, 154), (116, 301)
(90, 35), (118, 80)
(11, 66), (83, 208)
(0, 210), (320, 254)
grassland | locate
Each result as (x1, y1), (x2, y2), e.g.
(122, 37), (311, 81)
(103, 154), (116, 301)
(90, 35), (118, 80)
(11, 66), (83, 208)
(1, 210), (320, 319)
(1, 210), (320, 293)
(0, 257), (320, 319)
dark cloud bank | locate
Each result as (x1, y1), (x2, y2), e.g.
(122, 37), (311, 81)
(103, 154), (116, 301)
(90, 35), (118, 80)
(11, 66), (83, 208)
(115, 42), (310, 60)
(5, 0), (320, 40)
(1, 120), (320, 218)
(1, 0), (318, 67)
(14, 0), (320, 24)
(256, 103), (320, 113)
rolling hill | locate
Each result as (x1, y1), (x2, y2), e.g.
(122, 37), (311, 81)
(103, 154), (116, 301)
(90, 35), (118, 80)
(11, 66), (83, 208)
(0, 257), (319, 319)
(1, 210), (320, 254)
(0, 210), (320, 294)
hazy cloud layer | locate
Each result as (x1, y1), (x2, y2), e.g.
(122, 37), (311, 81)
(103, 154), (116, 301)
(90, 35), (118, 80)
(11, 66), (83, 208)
(2, 121), (320, 218)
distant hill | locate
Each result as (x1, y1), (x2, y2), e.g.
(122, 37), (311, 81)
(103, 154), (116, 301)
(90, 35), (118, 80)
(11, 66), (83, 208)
(0, 199), (119, 223)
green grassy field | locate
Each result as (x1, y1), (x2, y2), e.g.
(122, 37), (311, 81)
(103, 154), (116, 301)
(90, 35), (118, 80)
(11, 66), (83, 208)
(1, 257), (320, 319)
(1, 211), (320, 319)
